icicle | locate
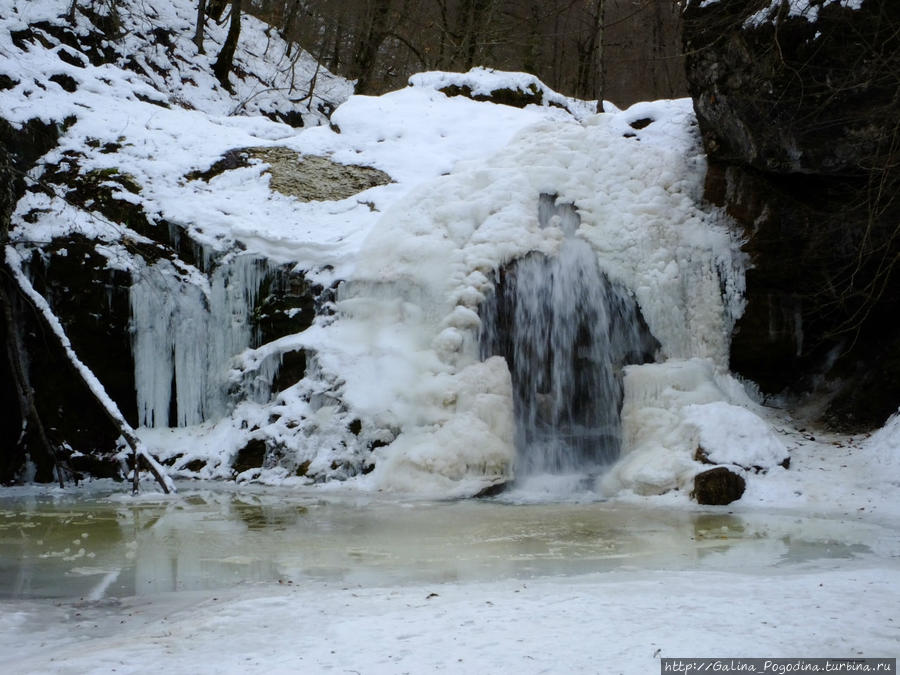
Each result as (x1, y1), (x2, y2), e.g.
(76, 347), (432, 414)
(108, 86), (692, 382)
(130, 267), (177, 428)
(130, 254), (272, 428)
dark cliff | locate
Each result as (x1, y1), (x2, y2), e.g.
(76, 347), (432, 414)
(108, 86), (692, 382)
(683, 0), (900, 428)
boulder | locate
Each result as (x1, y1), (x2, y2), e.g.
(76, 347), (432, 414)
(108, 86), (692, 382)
(693, 466), (746, 505)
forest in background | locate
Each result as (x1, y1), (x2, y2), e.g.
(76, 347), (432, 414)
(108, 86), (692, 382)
(242, 0), (687, 105)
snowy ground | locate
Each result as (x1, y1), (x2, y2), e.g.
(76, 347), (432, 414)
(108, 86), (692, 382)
(2, 566), (897, 674)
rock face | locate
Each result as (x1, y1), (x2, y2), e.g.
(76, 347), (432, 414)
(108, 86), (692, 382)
(683, 0), (900, 428)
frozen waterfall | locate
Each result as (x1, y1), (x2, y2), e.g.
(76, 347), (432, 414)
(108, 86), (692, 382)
(130, 254), (272, 428)
(480, 196), (659, 475)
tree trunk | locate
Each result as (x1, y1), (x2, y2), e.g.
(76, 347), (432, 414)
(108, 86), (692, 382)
(574, 0), (605, 109)
(458, 0), (494, 71)
(194, 0), (207, 54)
(207, 0), (228, 22)
(352, 0), (392, 94)
(593, 0), (605, 112)
(213, 0), (243, 92)
(282, 0), (301, 37)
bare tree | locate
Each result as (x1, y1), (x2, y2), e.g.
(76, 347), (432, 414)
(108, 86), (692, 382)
(246, 0), (686, 105)
(213, 0), (244, 92)
(351, 0), (393, 94)
(573, 0), (605, 106)
(194, 0), (208, 54)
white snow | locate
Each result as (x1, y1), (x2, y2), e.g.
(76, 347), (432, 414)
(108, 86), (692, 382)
(602, 360), (789, 497)
(409, 67), (599, 119)
(861, 410), (900, 478)
(745, 0), (865, 28)
(1, 567), (897, 674)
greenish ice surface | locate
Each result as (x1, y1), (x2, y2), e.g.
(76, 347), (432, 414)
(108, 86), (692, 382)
(0, 482), (892, 600)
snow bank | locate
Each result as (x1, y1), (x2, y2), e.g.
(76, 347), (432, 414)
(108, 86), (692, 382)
(410, 67), (598, 119)
(861, 410), (900, 481)
(602, 359), (788, 496)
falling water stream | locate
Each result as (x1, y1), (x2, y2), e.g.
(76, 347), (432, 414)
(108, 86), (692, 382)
(480, 195), (658, 477)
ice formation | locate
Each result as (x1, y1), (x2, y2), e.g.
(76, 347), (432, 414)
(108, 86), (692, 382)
(131, 254), (271, 428)
(323, 99), (751, 494)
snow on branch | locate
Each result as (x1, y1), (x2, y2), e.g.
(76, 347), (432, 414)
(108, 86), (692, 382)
(4, 245), (175, 494)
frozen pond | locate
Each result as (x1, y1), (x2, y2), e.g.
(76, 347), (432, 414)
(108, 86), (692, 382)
(1, 482), (893, 600)
(2, 482), (899, 674)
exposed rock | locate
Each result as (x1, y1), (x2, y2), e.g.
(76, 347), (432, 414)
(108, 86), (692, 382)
(439, 83), (543, 109)
(1, 122), (129, 484)
(181, 459), (207, 472)
(186, 146), (392, 202)
(26, 235), (138, 427)
(232, 439), (267, 474)
(473, 482), (508, 498)
(11, 20), (119, 67)
(0, 261), (126, 482)
(270, 350), (308, 394)
(69, 452), (122, 481)
(0, 117), (62, 171)
(683, 0), (900, 428)
(256, 271), (332, 342)
(48, 73), (78, 92)
(692, 466), (746, 505)
(37, 154), (201, 265)
(628, 117), (653, 130)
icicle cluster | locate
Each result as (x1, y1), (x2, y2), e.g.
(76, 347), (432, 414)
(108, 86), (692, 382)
(130, 255), (269, 428)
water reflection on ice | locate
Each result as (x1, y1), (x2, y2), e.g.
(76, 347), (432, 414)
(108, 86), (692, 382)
(0, 482), (891, 601)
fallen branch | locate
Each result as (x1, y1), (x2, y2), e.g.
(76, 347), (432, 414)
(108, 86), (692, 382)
(4, 246), (175, 494)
